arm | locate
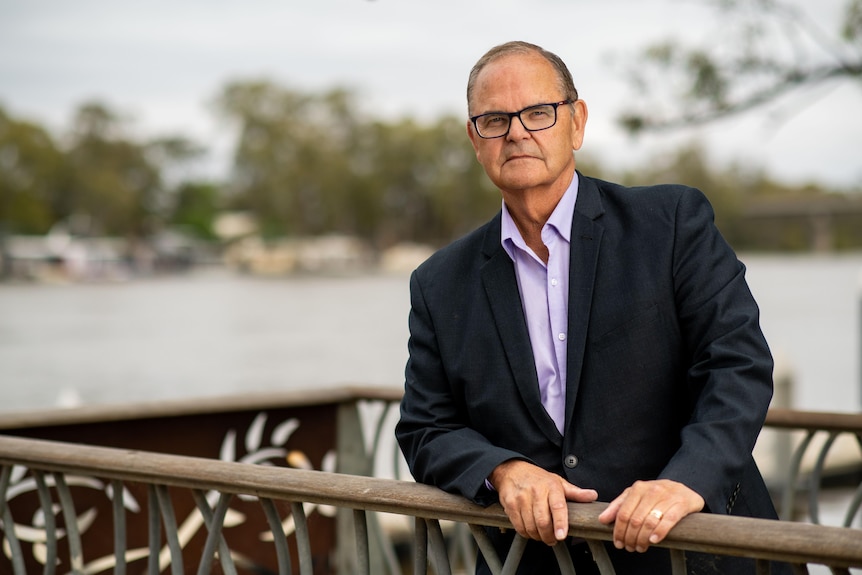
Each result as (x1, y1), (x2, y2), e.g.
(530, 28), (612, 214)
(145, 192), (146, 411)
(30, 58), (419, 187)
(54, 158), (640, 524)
(396, 269), (526, 504)
(600, 187), (773, 551)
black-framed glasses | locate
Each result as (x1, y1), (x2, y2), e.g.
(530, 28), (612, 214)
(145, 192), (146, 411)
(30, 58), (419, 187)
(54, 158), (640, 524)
(470, 99), (574, 139)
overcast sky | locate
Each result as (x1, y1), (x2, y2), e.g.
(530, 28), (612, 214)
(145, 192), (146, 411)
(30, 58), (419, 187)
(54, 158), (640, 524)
(1, 0), (860, 188)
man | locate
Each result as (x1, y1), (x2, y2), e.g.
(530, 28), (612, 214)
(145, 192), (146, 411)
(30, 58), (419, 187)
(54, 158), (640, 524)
(396, 41), (784, 574)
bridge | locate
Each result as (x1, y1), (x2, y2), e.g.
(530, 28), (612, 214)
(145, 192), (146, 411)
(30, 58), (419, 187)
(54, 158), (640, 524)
(744, 196), (862, 252)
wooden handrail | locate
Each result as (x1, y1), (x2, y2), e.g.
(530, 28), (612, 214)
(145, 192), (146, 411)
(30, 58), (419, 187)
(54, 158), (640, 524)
(765, 409), (862, 433)
(0, 434), (860, 569)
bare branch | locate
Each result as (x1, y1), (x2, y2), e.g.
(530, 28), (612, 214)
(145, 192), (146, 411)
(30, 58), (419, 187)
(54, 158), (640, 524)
(618, 0), (862, 134)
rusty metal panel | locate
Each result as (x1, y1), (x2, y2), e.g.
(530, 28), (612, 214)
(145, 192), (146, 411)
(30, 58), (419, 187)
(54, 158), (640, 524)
(0, 397), (353, 574)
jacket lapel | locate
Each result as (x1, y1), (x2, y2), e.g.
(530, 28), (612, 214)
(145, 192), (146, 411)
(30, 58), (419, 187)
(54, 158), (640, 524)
(480, 217), (562, 445)
(564, 175), (605, 435)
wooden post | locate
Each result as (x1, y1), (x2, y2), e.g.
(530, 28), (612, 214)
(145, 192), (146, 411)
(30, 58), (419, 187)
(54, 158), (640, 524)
(858, 267), (862, 409)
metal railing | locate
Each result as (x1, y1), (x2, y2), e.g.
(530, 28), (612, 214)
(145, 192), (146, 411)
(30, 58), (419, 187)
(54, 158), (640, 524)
(1, 434), (861, 575)
(764, 409), (862, 526)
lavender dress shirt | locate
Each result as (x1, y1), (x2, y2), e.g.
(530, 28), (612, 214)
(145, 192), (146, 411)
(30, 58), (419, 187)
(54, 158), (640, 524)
(500, 173), (579, 435)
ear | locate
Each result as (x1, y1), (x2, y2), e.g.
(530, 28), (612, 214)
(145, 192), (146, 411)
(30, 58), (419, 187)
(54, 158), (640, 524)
(570, 99), (588, 151)
(467, 119), (482, 159)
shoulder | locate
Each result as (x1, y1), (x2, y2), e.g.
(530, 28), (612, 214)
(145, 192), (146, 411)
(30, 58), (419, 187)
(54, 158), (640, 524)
(584, 174), (709, 211)
(578, 174), (716, 228)
(413, 214), (499, 281)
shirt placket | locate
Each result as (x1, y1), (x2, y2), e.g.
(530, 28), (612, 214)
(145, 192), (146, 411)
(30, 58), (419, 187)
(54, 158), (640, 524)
(542, 227), (569, 434)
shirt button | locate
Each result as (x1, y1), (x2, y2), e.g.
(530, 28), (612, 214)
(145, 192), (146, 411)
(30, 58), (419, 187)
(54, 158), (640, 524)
(551, 278), (558, 286)
(564, 455), (579, 468)
(558, 333), (566, 341)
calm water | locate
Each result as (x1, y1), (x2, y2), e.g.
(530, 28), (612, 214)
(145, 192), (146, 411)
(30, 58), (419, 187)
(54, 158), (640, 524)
(0, 269), (412, 412)
(1, 253), (861, 414)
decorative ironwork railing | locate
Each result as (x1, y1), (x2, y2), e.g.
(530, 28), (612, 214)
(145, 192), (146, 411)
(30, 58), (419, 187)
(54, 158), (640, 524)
(764, 409), (862, 527)
(1, 433), (861, 575)
(0, 389), (861, 574)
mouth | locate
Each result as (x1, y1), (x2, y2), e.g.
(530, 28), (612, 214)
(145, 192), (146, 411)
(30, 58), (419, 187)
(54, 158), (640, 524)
(505, 154), (537, 163)
(503, 145), (540, 162)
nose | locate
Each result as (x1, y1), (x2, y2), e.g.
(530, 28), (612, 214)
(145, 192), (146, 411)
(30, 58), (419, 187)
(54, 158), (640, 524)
(505, 114), (531, 141)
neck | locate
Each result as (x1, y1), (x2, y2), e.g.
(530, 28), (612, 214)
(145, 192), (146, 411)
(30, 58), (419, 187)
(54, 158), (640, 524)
(502, 191), (561, 266)
(501, 170), (574, 260)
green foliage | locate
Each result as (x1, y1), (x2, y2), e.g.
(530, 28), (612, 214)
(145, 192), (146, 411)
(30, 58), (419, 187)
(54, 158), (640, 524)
(1, 84), (860, 255)
(844, 0), (862, 42)
(0, 101), (214, 241)
(170, 182), (220, 240)
(0, 106), (66, 234)
(214, 80), (497, 247)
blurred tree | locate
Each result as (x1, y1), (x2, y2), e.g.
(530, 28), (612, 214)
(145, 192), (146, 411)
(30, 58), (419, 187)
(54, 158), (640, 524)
(64, 102), (162, 237)
(214, 80), (498, 246)
(215, 81), (359, 237)
(146, 135), (206, 187)
(170, 181), (220, 240)
(0, 105), (66, 234)
(146, 135), (215, 238)
(356, 115), (496, 246)
(618, 0), (862, 133)
(421, 115), (502, 243)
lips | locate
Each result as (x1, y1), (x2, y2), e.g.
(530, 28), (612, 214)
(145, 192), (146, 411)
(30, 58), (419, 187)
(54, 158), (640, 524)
(506, 153), (537, 162)
(504, 146), (540, 163)
(504, 154), (538, 164)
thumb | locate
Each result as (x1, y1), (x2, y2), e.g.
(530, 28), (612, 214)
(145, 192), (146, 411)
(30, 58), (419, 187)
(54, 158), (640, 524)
(563, 482), (598, 502)
(598, 494), (623, 524)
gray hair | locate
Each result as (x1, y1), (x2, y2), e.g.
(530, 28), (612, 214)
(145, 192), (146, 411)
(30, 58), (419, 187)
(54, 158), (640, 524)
(466, 41), (579, 115)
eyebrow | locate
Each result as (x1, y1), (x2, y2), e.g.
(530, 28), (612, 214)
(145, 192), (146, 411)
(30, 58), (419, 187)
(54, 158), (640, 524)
(474, 101), (551, 116)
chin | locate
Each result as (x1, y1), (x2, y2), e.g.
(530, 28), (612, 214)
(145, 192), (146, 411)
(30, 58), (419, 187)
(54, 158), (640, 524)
(497, 173), (547, 191)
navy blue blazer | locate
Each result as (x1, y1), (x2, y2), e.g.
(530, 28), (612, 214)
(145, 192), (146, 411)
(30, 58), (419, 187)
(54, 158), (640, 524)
(396, 173), (782, 574)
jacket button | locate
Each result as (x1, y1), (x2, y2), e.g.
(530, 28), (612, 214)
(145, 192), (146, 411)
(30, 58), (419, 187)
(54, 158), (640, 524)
(564, 455), (579, 468)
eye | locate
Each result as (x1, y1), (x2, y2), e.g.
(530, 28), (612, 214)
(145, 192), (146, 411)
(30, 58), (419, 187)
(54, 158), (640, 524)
(527, 107), (552, 119)
(482, 114), (507, 126)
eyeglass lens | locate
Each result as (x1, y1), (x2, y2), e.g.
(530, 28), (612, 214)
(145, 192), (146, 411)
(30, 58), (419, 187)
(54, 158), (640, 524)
(475, 103), (559, 138)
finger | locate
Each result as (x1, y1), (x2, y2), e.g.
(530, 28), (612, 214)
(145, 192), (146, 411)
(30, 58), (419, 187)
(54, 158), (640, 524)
(518, 501), (539, 540)
(622, 498), (668, 552)
(565, 484), (599, 503)
(633, 505), (666, 553)
(500, 492), (530, 539)
(527, 482), (566, 545)
(598, 492), (624, 524)
(505, 504), (527, 539)
(516, 487), (548, 541)
(548, 489), (569, 542)
(647, 501), (687, 545)
(615, 508), (640, 552)
(607, 487), (644, 551)
(636, 482), (705, 550)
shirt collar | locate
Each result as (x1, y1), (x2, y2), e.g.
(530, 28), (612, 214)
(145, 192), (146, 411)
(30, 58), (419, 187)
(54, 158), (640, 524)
(501, 171), (579, 259)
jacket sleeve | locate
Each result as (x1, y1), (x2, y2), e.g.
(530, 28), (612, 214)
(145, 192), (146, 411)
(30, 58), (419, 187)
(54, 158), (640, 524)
(658, 187), (774, 513)
(395, 268), (528, 505)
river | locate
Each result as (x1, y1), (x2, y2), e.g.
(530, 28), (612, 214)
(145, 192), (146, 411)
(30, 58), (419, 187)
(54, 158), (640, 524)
(0, 253), (861, 414)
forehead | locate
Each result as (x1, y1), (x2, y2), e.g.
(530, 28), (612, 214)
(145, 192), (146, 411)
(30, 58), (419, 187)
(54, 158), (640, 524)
(471, 53), (560, 111)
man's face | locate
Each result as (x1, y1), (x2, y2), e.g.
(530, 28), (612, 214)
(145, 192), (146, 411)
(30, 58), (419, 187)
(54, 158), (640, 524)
(467, 52), (587, 196)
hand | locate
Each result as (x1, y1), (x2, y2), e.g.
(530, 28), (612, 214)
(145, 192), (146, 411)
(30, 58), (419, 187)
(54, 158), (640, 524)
(597, 479), (704, 553)
(489, 460), (599, 546)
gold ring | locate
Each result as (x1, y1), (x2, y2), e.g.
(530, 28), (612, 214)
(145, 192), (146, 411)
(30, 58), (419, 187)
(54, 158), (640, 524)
(650, 509), (663, 520)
